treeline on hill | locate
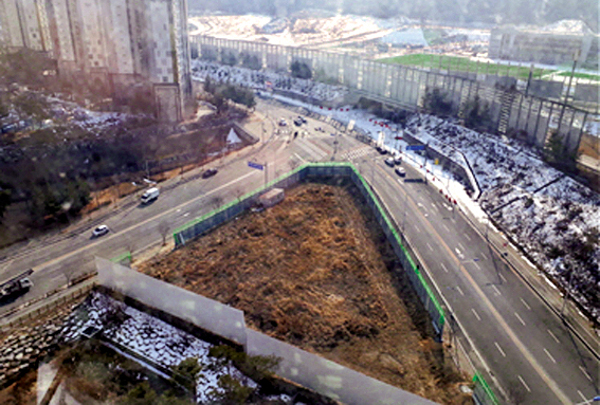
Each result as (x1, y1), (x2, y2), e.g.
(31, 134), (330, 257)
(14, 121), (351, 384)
(188, 0), (598, 32)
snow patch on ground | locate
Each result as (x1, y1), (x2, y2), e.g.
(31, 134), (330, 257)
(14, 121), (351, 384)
(61, 291), (258, 403)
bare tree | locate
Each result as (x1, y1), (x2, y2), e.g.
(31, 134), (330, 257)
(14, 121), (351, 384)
(233, 187), (245, 202)
(210, 195), (224, 211)
(158, 220), (170, 246)
(63, 266), (79, 287)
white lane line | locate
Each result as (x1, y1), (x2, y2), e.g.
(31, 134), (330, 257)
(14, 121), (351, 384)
(451, 217), (456, 223)
(492, 285), (502, 296)
(578, 390), (587, 402)
(440, 262), (449, 273)
(457, 242), (465, 251)
(293, 152), (307, 163)
(499, 273), (507, 283)
(471, 308), (481, 321)
(579, 366), (593, 381)
(456, 286), (465, 296)
(514, 312), (526, 326)
(427, 242), (434, 252)
(472, 261), (481, 270)
(414, 224), (421, 233)
(520, 298), (532, 310)
(431, 203), (439, 211)
(481, 252), (488, 261)
(464, 233), (472, 241)
(518, 375), (531, 392)
(543, 348), (557, 364)
(547, 329), (560, 344)
(442, 223), (450, 232)
(495, 342), (507, 357)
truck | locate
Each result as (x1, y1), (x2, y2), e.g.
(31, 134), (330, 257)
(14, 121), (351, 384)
(0, 269), (33, 301)
(141, 187), (159, 204)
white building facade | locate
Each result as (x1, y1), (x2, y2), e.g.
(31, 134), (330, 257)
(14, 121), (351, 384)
(0, 0), (192, 121)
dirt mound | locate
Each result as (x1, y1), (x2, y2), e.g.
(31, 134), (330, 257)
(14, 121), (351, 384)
(139, 183), (471, 404)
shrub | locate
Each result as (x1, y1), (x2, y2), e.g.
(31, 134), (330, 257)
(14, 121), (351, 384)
(291, 61), (312, 79)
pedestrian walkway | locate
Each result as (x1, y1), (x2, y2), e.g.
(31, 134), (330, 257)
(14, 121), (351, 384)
(340, 145), (376, 161)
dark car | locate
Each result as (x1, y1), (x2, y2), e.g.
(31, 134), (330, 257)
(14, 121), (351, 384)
(202, 168), (218, 179)
(376, 146), (387, 155)
(298, 116), (307, 124)
(293, 118), (303, 127)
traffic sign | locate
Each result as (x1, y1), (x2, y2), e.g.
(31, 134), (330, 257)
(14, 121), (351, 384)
(406, 144), (426, 151)
(248, 161), (264, 170)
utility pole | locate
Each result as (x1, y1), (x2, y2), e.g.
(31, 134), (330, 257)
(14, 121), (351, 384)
(558, 50), (580, 135)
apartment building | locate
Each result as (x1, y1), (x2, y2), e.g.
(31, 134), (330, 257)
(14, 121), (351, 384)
(0, 0), (192, 122)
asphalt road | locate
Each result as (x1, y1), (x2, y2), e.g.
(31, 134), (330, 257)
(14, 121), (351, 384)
(1, 99), (598, 404)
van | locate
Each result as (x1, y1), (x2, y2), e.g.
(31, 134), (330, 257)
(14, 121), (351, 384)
(141, 187), (159, 204)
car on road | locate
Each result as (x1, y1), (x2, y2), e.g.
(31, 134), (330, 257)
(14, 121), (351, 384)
(385, 157), (395, 167)
(376, 146), (387, 155)
(394, 155), (402, 165)
(202, 168), (218, 179)
(293, 118), (303, 127)
(297, 116), (307, 124)
(92, 225), (110, 238)
(1, 278), (32, 300)
(395, 167), (406, 177)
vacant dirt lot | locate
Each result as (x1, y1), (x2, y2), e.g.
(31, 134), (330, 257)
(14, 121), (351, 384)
(139, 182), (472, 404)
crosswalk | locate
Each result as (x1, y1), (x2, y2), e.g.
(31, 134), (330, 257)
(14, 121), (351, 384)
(339, 145), (376, 161)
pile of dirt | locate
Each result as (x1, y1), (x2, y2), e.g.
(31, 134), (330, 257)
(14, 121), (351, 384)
(138, 183), (471, 404)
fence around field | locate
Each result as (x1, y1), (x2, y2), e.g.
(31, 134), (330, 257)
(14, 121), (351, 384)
(172, 162), (445, 337)
(193, 35), (593, 155)
(95, 257), (438, 405)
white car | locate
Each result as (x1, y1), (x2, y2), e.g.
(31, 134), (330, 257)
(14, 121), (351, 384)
(92, 225), (110, 238)
(395, 167), (406, 177)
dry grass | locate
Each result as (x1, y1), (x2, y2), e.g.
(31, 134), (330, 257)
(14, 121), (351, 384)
(138, 183), (472, 404)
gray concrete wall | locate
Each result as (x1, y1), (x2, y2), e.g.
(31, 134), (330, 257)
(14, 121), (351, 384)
(96, 257), (248, 346)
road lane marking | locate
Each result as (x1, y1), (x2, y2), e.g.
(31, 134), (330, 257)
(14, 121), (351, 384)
(431, 203), (438, 212)
(457, 242), (465, 251)
(515, 312), (526, 326)
(499, 273), (507, 283)
(495, 342), (506, 357)
(374, 161), (572, 404)
(520, 298), (531, 310)
(456, 286), (465, 296)
(471, 308), (481, 321)
(33, 170), (260, 272)
(442, 224), (450, 232)
(547, 329), (560, 344)
(464, 233), (472, 241)
(293, 152), (307, 163)
(481, 252), (488, 260)
(414, 224), (421, 233)
(440, 262), (449, 273)
(578, 391), (587, 402)
(544, 348), (557, 364)
(427, 242), (434, 252)
(492, 285), (502, 296)
(518, 375), (531, 392)
(579, 366), (592, 381)
(472, 261), (481, 270)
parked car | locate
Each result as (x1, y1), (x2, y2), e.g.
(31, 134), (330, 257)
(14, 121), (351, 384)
(376, 146), (387, 155)
(92, 225), (110, 238)
(297, 116), (307, 124)
(202, 168), (218, 179)
(395, 167), (406, 177)
(278, 119), (287, 127)
(394, 155), (403, 165)
(385, 157), (395, 167)
(293, 118), (303, 127)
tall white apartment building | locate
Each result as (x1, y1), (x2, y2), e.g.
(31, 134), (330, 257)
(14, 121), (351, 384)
(0, 0), (192, 122)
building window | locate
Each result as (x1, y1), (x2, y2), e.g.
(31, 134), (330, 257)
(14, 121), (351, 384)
(163, 76), (168, 82)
